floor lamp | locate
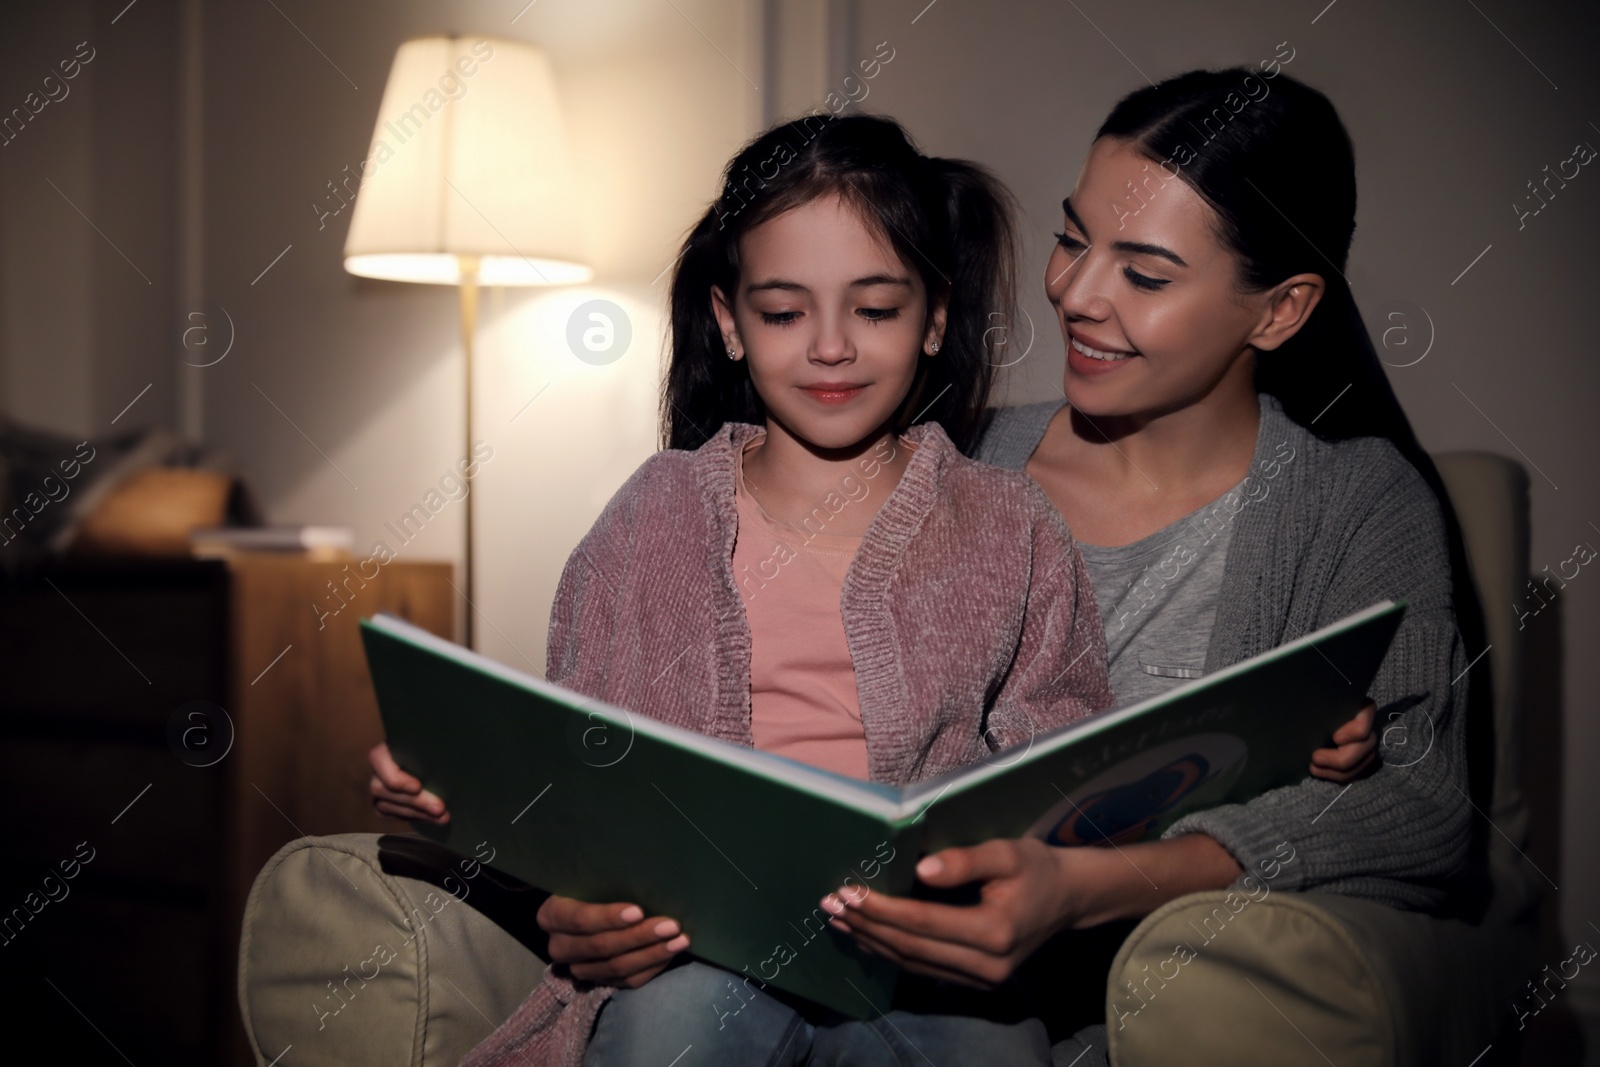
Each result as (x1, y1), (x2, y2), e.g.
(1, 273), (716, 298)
(343, 35), (591, 649)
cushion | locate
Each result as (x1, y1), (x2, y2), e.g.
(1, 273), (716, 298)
(69, 467), (232, 556)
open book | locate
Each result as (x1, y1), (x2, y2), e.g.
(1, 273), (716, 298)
(361, 599), (1404, 1018)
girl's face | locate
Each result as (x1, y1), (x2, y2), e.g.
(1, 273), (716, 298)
(1044, 136), (1315, 420)
(711, 193), (944, 453)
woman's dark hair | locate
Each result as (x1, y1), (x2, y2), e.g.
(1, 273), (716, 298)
(662, 113), (1017, 453)
(1099, 69), (1493, 912)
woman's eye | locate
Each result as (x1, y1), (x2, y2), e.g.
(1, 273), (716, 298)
(1053, 230), (1085, 252)
(858, 307), (900, 323)
(759, 311), (800, 326)
(1123, 267), (1170, 292)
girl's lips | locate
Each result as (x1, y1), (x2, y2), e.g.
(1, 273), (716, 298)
(800, 384), (867, 404)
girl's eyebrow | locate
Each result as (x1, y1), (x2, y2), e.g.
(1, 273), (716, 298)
(746, 274), (913, 294)
(1062, 195), (1190, 269)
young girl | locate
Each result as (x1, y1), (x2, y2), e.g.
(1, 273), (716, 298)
(371, 112), (1377, 1065)
(442, 112), (1113, 1065)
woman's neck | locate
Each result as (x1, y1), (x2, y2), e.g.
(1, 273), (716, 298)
(739, 420), (914, 537)
(1028, 380), (1261, 547)
(1068, 386), (1261, 491)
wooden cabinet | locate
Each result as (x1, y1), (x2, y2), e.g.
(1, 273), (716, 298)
(0, 555), (454, 1066)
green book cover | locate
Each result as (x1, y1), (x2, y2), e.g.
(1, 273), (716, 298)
(360, 598), (1404, 1019)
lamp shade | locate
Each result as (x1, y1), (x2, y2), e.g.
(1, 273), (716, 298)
(343, 35), (592, 286)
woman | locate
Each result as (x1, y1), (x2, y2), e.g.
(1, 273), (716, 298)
(818, 67), (1490, 1061)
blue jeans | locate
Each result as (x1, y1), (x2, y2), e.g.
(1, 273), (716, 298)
(582, 960), (1056, 1066)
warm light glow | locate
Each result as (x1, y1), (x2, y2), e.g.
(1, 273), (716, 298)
(342, 35), (590, 288)
(344, 253), (593, 286)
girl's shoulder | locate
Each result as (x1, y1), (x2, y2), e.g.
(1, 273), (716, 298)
(578, 433), (736, 551)
(913, 421), (1075, 538)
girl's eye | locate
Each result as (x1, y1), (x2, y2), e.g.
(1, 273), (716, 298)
(859, 307), (900, 323)
(1124, 267), (1170, 292)
(760, 311), (800, 326)
(1053, 230), (1085, 252)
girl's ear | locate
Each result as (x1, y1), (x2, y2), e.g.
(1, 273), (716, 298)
(711, 285), (743, 360)
(924, 300), (949, 356)
(1250, 274), (1323, 353)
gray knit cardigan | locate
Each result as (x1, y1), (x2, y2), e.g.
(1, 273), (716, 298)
(971, 393), (1473, 911)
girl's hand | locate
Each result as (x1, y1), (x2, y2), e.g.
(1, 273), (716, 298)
(1309, 698), (1378, 783)
(537, 895), (690, 988)
(368, 742), (450, 824)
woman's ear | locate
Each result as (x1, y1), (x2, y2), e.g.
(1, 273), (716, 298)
(711, 285), (743, 359)
(1250, 274), (1323, 352)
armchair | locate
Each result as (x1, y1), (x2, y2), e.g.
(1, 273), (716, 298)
(236, 451), (1545, 1066)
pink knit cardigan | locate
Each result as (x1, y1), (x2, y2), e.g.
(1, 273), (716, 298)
(462, 419), (1112, 1067)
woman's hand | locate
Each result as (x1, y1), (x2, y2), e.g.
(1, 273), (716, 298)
(537, 895), (690, 988)
(1309, 698), (1378, 783)
(822, 834), (1242, 989)
(821, 839), (1073, 989)
(368, 742), (450, 824)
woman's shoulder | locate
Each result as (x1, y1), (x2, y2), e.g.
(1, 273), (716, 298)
(968, 399), (1069, 471)
(1260, 394), (1436, 515)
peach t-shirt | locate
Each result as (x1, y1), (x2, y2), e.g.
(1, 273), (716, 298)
(732, 433), (877, 779)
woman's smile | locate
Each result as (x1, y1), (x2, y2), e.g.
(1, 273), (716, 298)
(1066, 328), (1139, 376)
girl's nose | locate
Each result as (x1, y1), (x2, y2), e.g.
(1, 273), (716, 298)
(811, 312), (852, 363)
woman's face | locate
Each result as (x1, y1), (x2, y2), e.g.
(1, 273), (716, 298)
(1045, 136), (1295, 420)
(711, 193), (943, 452)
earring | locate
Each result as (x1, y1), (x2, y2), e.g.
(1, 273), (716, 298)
(726, 346), (737, 360)
(929, 341), (940, 354)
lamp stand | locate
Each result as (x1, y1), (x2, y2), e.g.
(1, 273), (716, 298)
(459, 255), (480, 650)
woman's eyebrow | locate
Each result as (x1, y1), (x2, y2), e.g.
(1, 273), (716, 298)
(1062, 195), (1190, 269)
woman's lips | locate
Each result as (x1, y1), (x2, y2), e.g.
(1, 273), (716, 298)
(800, 383), (867, 404)
(1067, 335), (1137, 376)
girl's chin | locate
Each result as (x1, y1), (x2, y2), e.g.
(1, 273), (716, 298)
(770, 410), (899, 454)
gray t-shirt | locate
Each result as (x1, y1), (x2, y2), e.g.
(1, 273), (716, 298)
(973, 399), (1271, 706)
(1078, 486), (1241, 706)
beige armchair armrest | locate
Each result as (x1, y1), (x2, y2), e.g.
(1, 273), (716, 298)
(1105, 888), (1539, 1066)
(237, 834), (547, 1067)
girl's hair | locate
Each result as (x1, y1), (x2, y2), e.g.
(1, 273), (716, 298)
(1099, 69), (1493, 910)
(662, 113), (1017, 453)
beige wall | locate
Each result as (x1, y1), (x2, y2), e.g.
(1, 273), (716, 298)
(0, 0), (177, 433)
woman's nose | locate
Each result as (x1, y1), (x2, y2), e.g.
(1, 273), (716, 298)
(1046, 245), (1108, 321)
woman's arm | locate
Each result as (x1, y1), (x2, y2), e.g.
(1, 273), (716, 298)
(1158, 450), (1474, 907)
